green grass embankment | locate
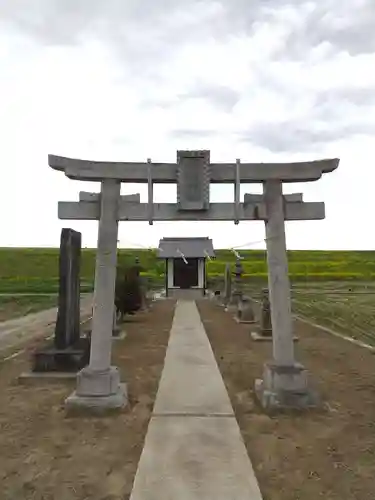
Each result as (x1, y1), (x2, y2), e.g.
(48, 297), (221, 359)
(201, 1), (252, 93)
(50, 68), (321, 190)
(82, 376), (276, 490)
(0, 248), (374, 293)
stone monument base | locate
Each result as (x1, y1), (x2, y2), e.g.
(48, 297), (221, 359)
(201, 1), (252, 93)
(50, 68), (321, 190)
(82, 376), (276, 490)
(212, 292), (223, 305)
(85, 327), (126, 340)
(234, 297), (256, 323)
(31, 337), (90, 373)
(65, 366), (127, 415)
(65, 385), (127, 415)
(251, 331), (272, 341)
(251, 331), (299, 342)
(18, 371), (77, 384)
(234, 306), (256, 324)
(234, 316), (256, 324)
(139, 301), (151, 312)
(254, 361), (320, 412)
(112, 330), (127, 340)
(112, 325), (121, 337)
(224, 303), (237, 312)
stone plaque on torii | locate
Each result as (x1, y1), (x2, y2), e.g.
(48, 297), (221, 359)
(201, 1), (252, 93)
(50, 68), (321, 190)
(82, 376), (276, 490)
(48, 150), (339, 413)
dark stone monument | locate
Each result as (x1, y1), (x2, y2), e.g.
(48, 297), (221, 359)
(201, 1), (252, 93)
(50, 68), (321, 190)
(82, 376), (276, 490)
(32, 228), (90, 372)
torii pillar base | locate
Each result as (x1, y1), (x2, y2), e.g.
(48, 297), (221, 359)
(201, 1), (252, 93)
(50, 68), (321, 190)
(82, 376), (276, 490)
(65, 366), (127, 415)
(254, 362), (320, 413)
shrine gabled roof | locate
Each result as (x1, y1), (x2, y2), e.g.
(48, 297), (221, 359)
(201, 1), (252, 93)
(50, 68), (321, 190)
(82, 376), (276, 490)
(157, 237), (215, 258)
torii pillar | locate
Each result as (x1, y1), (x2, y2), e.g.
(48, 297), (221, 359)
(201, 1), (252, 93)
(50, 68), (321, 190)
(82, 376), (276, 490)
(65, 179), (128, 411)
(254, 182), (318, 410)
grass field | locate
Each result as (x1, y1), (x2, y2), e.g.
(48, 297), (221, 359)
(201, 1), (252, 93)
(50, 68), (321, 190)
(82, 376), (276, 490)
(247, 282), (375, 347)
(0, 295), (58, 322)
(1, 247), (375, 293)
(1, 248), (375, 345)
(292, 291), (375, 345)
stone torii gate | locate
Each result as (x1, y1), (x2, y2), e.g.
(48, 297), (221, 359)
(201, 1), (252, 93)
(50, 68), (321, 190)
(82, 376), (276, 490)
(49, 150), (339, 412)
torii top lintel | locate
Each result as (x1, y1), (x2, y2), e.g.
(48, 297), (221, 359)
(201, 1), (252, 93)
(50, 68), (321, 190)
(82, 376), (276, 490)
(48, 152), (339, 184)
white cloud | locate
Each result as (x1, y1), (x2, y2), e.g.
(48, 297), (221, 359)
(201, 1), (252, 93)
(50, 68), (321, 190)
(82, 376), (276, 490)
(1, 0), (375, 250)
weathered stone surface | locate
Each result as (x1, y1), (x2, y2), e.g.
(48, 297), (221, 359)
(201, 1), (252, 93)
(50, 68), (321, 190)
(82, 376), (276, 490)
(252, 181), (309, 411)
(18, 371), (77, 384)
(63, 180), (127, 413)
(65, 384), (127, 415)
(32, 228), (89, 373)
(223, 263), (232, 307)
(235, 297), (256, 323)
(75, 365), (121, 397)
(255, 362), (320, 412)
(32, 340), (90, 373)
(244, 192), (303, 203)
(84, 310), (124, 340)
(59, 200), (327, 221)
(177, 150), (210, 211)
(264, 181), (295, 366)
(260, 288), (272, 337)
(250, 331), (273, 342)
(79, 192), (140, 203)
(55, 228), (81, 349)
(88, 179), (120, 372)
(251, 290), (298, 341)
(49, 153), (339, 183)
(230, 259), (244, 307)
(112, 308), (121, 336)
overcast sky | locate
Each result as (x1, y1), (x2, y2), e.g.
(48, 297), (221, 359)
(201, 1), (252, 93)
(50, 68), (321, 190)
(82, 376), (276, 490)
(1, 0), (374, 251)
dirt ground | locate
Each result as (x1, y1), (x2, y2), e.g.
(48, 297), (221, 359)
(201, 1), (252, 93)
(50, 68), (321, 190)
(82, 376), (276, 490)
(0, 296), (93, 357)
(0, 295), (58, 322)
(0, 299), (175, 500)
(197, 300), (375, 500)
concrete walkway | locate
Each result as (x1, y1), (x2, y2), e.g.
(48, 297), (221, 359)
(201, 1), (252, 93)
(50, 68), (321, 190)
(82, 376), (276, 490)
(130, 300), (263, 500)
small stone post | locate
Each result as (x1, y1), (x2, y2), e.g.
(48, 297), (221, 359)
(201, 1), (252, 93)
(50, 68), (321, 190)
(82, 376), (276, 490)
(260, 288), (272, 335)
(223, 263), (232, 308)
(255, 180), (317, 410)
(65, 179), (127, 412)
(231, 258), (244, 306)
(134, 256), (148, 311)
(235, 295), (256, 323)
(250, 288), (272, 340)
